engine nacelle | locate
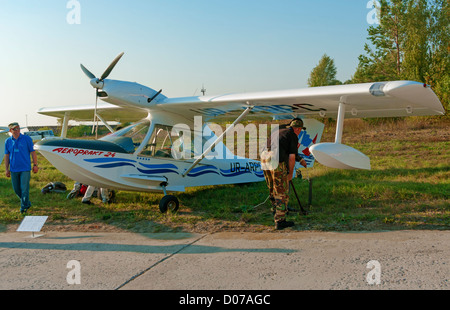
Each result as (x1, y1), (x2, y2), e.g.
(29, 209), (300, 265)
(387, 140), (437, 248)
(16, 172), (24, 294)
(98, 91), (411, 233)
(309, 142), (371, 170)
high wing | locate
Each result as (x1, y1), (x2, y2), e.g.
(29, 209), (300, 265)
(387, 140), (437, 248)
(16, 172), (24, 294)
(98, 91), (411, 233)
(154, 81), (444, 121)
(38, 80), (444, 125)
(38, 102), (148, 123)
(145, 80), (442, 171)
(38, 52), (444, 126)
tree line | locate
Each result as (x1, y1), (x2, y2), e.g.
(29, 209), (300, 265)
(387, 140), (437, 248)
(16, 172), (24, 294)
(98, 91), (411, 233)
(308, 0), (448, 113)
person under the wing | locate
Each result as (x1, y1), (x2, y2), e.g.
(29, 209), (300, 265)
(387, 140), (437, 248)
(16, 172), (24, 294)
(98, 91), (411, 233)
(261, 118), (307, 230)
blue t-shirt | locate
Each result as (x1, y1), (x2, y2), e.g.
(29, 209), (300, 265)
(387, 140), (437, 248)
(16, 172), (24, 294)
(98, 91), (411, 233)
(4, 134), (35, 172)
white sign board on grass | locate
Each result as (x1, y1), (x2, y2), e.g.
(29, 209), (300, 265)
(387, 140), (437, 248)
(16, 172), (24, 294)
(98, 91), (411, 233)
(17, 216), (48, 238)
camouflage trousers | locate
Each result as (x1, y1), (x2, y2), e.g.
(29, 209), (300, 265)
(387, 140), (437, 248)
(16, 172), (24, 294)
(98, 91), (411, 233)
(261, 151), (289, 223)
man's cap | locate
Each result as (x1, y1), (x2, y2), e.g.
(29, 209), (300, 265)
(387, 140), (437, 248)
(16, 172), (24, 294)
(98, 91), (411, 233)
(289, 118), (306, 130)
(8, 122), (20, 129)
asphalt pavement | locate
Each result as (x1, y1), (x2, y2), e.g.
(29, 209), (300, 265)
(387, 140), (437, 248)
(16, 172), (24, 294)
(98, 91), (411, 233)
(0, 230), (448, 291)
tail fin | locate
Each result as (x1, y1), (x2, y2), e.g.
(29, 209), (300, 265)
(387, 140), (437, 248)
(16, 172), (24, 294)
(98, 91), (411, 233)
(296, 118), (324, 169)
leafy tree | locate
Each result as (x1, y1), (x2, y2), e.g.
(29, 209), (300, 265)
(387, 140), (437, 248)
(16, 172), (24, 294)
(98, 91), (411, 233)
(425, 0), (449, 111)
(352, 0), (448, 112)
(402, 0), (429, 82)
(352, 0), (407, 82)
(308, 54), (342, 87)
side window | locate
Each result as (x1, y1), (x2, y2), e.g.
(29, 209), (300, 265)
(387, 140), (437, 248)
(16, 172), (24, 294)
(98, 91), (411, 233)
(139, 125), (178, 158)
(136, 124), (223, 159)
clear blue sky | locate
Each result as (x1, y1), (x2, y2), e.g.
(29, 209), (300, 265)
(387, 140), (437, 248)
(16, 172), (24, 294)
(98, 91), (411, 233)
(0, 0), (375, 126)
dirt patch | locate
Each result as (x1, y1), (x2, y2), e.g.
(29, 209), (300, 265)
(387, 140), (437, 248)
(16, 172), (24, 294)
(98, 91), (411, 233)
(4, 219), (278, 234)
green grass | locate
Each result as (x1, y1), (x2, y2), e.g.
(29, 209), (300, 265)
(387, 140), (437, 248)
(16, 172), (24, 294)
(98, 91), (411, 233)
(0, 117), (449, 233)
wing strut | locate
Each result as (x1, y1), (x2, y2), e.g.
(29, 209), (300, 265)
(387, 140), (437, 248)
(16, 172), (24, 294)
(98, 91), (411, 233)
(95, 113), (114, 133)
(61, 113), (70, 138)
(182, 104), (254, 177)
(335, 101), (345, 144)
(310, 98), (371, 170)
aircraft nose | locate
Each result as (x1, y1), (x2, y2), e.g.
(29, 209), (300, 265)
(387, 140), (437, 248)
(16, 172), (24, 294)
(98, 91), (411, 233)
(90, 78), (104, 89)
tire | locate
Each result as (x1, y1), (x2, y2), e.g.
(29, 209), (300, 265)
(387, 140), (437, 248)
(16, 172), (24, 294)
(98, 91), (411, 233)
(159, 195), (179, 213)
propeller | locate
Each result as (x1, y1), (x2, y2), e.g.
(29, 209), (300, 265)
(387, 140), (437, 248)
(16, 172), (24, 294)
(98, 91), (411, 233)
(80, 52), (124, 84)
(80, 52), (124, 138)
(0, 127), (9, 134)
(80, 63), (95, 79)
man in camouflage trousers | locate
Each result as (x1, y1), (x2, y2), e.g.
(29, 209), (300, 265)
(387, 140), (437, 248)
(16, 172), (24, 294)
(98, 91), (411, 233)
(261, 118), (307, 230)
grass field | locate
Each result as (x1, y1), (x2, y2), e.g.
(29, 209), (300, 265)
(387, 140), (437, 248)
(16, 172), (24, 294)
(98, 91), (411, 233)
(0, 117), (449, 233)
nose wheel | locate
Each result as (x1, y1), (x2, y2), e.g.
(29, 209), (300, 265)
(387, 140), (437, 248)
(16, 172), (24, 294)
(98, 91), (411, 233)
(159, 182), (180, 213)
(159, 195), (179, 213)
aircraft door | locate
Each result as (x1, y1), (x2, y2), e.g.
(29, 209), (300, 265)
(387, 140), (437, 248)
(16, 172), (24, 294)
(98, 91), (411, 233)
(138, 124), (178, 158)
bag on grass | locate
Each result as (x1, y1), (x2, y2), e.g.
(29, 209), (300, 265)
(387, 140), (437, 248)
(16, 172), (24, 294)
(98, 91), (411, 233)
(41, 182), (67, 194)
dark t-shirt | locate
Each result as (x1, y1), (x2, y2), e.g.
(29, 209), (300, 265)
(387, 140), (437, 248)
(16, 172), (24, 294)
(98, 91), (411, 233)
(266, 127), (298, 167)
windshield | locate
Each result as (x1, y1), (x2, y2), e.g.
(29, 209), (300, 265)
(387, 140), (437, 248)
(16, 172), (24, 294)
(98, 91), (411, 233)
(100, 119), (150, 153)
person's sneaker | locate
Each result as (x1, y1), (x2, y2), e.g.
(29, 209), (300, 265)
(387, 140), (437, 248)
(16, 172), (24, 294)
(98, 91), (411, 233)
(275, 220), (295, 230)
(20, 207), (30, 214)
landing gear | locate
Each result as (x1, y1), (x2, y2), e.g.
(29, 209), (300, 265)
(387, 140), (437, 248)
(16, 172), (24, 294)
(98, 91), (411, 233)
(159, 195), (179, 213)
(159, 182), (179, 213)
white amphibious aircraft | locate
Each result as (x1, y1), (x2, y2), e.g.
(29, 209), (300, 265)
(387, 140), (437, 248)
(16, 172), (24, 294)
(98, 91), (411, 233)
(35, 53), (445, 212)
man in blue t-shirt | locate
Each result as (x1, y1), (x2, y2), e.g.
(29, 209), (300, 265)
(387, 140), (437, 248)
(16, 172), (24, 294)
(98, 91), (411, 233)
(4, 122), (39, 214)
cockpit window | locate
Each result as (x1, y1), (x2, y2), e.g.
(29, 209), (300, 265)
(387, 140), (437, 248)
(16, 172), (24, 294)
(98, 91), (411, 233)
(139, 124), (178, 158)
(100, 120), (150, 153)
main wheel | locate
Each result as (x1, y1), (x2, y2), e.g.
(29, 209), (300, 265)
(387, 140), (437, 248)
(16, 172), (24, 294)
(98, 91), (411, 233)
(159, 195), (179, 213)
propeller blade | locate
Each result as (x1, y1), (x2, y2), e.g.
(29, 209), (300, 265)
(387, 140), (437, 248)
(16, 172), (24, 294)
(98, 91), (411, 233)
(80, 64), (96, 79)
(100, 52), (124, 80)
(0, 127), (9, 134)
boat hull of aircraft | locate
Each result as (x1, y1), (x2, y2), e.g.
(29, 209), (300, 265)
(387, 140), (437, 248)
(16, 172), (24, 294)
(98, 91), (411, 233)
(35, 139), (265, 194)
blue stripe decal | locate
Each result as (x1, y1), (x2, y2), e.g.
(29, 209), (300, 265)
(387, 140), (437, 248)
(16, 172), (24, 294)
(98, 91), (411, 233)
(94, 163), (136, 169)
(254, 171), (264, 178)
(137, 168), (179, 175)
(220, 169), (251, 177)
(188, 170), (220, 177)
(186, 165), (220, 177)
(219, 168), (265, 179)
(139, 163), (178, 170)
(83, 157), (264, 179)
